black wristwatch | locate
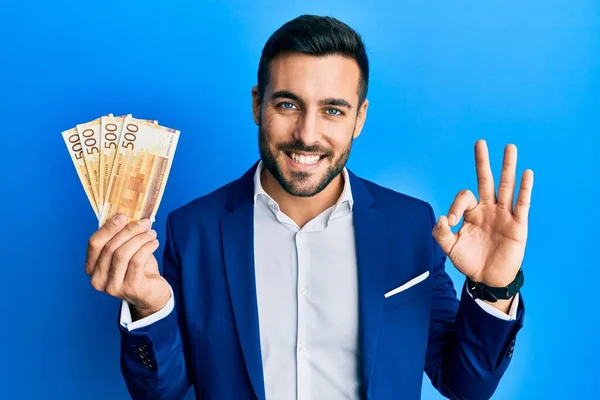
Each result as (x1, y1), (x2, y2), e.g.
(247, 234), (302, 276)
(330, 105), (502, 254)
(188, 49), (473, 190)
(466, 269), (524, 303)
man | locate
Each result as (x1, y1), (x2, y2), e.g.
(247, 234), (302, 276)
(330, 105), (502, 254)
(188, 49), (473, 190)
(85, 14), (533, 400)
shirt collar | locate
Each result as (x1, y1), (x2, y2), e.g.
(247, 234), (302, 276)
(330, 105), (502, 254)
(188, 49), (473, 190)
(253, 160), (354, 214)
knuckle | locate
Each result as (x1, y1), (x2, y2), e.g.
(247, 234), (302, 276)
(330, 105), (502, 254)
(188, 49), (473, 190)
(88, 236), (100, 250)
(90, 276), (104, 292)
(84, 262), (93, 276)
(112, 250), (127, 266)
(104, 241), (119, 255)
(105, 283), (120, 297)
(130, 254), (144, 269)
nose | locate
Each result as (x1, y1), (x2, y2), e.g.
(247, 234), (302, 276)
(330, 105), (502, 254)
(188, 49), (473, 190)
(292, 109), (321, 146)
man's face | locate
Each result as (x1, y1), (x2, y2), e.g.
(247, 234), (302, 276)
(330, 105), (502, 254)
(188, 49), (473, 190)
(253, 53), (368, 197)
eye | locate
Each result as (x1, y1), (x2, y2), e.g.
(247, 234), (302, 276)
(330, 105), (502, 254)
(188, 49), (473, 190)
(279, 102), (297, 110)
(326, 108), (343, 116)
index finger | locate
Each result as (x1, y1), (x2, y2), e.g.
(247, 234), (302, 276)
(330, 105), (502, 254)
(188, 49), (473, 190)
(475, 140), (496, 204)
(85, 213), (128, 275)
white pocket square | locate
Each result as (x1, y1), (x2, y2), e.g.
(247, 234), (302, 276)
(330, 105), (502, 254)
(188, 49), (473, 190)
(384, 270), (430, 298)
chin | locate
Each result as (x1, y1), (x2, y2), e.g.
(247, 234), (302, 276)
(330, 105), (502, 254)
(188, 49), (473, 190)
(281, 180), (324, 197)
(277, 163), (337, 198)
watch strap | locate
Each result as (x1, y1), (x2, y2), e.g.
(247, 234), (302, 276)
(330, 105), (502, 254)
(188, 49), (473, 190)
(467, 269), (524, 302)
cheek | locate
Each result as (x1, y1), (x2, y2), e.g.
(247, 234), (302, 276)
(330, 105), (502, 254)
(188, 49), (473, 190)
(326, 122), (354, 150)
(322, 114), (355, 133)
(263, 113), (295, 141)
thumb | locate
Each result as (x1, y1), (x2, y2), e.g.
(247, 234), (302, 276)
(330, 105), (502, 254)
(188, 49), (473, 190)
(432, 215), (457, 255)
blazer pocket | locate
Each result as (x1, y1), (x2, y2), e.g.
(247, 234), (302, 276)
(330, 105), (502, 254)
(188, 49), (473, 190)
(384, 270), (431, 311)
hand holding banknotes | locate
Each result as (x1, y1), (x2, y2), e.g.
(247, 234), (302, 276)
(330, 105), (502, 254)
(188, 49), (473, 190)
(62, 113), (180, 318)
(85, 213), (171, 320)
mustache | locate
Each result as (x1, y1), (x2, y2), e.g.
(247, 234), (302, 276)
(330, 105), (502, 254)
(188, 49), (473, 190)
(277, 140), (333, 157)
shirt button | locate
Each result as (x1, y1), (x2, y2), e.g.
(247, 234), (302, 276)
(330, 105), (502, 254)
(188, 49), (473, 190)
(299, 288), (307, 295)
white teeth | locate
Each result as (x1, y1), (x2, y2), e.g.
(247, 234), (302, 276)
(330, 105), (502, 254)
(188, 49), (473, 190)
(291, 153), (320, 165)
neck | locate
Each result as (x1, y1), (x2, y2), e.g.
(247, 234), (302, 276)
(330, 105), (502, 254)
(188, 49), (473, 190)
(261, 168), (345, 228)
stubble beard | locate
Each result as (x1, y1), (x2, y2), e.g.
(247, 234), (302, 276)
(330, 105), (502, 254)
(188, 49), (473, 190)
(258, 123), (353, 198)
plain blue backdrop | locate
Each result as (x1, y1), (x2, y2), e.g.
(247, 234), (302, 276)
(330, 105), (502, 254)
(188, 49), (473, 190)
(1, 1), (598, 399)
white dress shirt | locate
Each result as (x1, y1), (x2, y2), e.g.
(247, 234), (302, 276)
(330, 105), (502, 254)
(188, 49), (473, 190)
(120, 161), (519, 399)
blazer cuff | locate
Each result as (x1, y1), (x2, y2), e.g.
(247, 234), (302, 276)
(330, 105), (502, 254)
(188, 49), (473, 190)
(455, 281), (525, 371)
(118, 295), (181, 379)
(119, 284), (175, 331)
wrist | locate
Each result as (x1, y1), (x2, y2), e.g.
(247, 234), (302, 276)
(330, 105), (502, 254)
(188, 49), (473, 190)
(130, 288), (171, 321)
(466, 269), (524, 303)
(466, 271), (516, 288)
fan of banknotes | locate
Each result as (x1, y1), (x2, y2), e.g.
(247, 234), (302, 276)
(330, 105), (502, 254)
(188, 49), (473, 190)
(61, 114), (180, 227)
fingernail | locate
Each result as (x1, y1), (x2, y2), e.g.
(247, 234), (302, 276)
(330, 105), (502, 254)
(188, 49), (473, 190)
(448, 214), (456, 225)
(147, 229), (157, 237)
(113, 214), (127, 224)
(137, 218), (150, 227)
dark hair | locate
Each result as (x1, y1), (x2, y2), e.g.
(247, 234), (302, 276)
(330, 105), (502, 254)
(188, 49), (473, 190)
(257, 14), (369, 107)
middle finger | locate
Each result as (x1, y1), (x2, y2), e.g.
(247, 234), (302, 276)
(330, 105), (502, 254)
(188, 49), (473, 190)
(497, 144), (517, 212)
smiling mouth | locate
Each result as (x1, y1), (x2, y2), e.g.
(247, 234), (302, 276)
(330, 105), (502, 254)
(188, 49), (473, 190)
(286, 151), (326, 166)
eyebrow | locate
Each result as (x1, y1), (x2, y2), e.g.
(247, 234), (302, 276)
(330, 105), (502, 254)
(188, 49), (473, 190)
(270, 90), (353, 110)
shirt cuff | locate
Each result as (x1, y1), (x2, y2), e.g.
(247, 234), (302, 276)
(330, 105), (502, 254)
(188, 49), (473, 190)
(466, 283), (520, 321)
(119, 284), (175, 331)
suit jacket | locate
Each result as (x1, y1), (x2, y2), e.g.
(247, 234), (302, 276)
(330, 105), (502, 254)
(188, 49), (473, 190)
(118, 162), (524, 400)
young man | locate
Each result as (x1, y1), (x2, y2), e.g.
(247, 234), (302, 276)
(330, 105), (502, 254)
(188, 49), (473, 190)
(85, 14), (533, 400)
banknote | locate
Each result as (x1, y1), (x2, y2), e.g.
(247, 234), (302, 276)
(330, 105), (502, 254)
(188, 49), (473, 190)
(76, 114), (113, 214)
(99, 115), (157, 210)
(99, 115), (180, 227)
(61, 127), (100, 218)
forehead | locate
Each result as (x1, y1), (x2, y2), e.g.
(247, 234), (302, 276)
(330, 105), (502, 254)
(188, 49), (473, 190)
(267, 53), (361, 104)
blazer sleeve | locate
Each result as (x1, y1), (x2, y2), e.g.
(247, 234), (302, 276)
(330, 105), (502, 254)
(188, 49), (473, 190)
(424, 203), (525, 400)
(118, 212), (193, 400)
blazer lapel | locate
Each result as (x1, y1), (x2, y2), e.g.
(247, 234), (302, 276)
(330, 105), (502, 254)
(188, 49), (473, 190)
(220, 163), (266, 400)
(348, 170), (388, 397)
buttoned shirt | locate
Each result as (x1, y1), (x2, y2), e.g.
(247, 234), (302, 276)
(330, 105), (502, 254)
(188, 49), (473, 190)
(252, 161), (362, 399)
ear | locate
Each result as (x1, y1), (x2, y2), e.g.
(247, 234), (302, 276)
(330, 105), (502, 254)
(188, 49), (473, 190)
(352, 98), (369, 139)
(251, 85), (261, 126)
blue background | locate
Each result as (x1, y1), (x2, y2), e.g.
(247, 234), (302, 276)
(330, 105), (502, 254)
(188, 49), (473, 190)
(1, 1), (597, 399)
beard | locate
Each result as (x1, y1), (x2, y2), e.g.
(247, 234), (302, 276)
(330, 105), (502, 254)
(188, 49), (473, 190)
(258, 122), (354, 197)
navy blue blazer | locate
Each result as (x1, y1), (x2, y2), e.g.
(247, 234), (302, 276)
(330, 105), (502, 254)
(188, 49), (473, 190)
(119, 162), (524, 400)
